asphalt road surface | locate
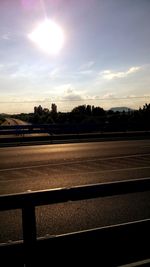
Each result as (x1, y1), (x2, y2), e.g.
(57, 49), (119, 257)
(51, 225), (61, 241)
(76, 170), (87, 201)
(1, 118), (30, 126)
(0, 139), (150, 243)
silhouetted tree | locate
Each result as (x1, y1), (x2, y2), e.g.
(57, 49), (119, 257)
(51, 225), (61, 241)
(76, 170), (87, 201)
(86, 105), (92, 115)
(92, 106), (105, 116)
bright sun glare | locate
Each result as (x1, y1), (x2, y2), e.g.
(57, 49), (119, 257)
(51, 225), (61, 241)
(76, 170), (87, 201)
(28, 20), (64, 55)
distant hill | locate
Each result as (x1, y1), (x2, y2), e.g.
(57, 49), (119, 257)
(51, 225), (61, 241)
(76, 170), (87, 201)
(110, 107), (133, 112)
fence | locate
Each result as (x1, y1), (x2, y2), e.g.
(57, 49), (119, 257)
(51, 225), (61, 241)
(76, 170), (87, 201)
(0, 124), (150, 148)
(0, 177), (150, 266)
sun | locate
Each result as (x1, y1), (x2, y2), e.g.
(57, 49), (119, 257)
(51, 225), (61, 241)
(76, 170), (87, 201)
(28, 20), (64, 55)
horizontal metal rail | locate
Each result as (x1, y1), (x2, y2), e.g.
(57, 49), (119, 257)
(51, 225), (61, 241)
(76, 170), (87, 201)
(1, 177), (150, 211)
(1, 219), (150, 265)
(0, 124), (150, 135)
(0, 124), (53, 130)
(0, 177), (150, 266)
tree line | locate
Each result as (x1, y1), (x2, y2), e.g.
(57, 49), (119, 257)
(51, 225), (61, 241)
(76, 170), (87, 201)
(3, 103), (150, 132)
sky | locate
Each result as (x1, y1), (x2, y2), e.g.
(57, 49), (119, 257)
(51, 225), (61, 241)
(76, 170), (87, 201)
(0, 0), (150, 113)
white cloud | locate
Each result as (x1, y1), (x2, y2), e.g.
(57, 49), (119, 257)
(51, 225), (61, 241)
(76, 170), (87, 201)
(63, 92), (83, 101)
(79, 69), (93, 75)
(79, 61), (95, 70)
(54, 83), (72, 94)
(49, 68), (60, 79)
(100, 66), (141, 80)
(103, 93), (116, 99)
(63, 87), (84, 101)
(53, 84), (85, 101)
(10, 68), (32, 79)
(78, 61), (95, 77)
(127, 67), (141, 74)
(1, 33), (11, 40)
(0, 62), (21, 79)
(6, 63), (48, 79)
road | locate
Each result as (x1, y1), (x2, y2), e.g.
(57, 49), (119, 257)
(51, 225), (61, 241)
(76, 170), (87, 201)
(1, 118), (30, 126)
(0, 139), (150, 243)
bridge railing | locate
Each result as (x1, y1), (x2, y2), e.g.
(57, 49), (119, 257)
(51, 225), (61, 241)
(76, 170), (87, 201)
(0, 177), (150, 266)
(0, 123), (88, 134)
(1, 124), (150, 135)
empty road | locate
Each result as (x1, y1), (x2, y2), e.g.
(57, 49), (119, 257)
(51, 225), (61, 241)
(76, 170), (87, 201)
(0, 139), (150, 243)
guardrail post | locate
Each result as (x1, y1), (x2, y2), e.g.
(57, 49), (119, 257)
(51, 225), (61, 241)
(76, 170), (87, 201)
(22, 204), (36, 267)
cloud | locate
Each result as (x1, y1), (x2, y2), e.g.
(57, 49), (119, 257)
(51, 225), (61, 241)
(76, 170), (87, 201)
(79, 69), (93, 75)
(63, 86), (84, 101)
(103, 93), (116, 99)
(79, 61), (95, 70)
(54, 83), (72, 93)
(63, 90), (83, 101)
(0, 62), (21, 78)
(127, 67), (141, 74)
(49, 68), (60, 79)
(1, 33), (11, 40)
(53, 84), (84, 101)
(10, 68), (32, 79)
(78, 61), (95, 76)
(100, 66), (141, 80)
(5, 63), (49, 79)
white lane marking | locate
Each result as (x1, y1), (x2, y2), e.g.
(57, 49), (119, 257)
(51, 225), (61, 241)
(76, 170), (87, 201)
(0, 153), (150, 172)
(0, 167), (150, 183)
(118, 258), (150, 267)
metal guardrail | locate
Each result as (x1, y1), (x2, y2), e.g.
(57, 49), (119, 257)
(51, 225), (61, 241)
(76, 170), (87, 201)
(0, 124), (150, 135)
(0, 177), (150, 266)
(0, 123), (81, 135)
(0, 131), (150, 149)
